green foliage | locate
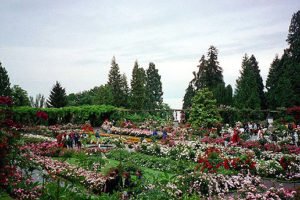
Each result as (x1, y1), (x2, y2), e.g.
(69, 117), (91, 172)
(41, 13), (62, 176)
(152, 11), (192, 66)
(249, 55), (266, 109)
(194, 47), (224, 91)
(130, 61), (146, 110)
(266, 10), (300, 108)
(183, 83), (195, 109)
(67, 84), (115, 107)
(212, 83), (233, 106)
(0, 62), (12, 96)
(120, 74), (129, 107)
(67, 91), (93, 106)
(107, 57), (128, 107)
(234, 54), (263, 109)
(40, 181), (97, 200)
(93, 85), (114, 105)
(205, 46), (224, 88)
(287, 10), (300, 62)
(183, 46), (226, 108)
(11, 85), (30, 106)
(47, 81), (68, 108)
(134, 187), (170, 200)
(107, 149), (195, 174)
(12, 105), (118, 126)
(0, 190), (13, 200)
(189, 88), (222, 128)
(145, 62), (163, 110)
(266, 53), (298, 108)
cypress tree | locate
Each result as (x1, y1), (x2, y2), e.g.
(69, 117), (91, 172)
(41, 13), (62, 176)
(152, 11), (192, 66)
(287, 10), (300, 62)
(107, 57), (124, 107)
(205, 46), (224, 88)
(182, 82), (195, 109)
(194, 46), (224, 91)
(186, 46), (226, 107)
(248, 55), (266, 109)
(47, 81), (68, 108)
(194, 55), (207, 90)
(145, 62), (163, 110)
(225, 84), (233, 106)
(130, 61), (146, 110)
(266, 55), (282, 108)
(234, 55), (261, 109)
(286, 11), (300, 105)
(266, 10), (300, 108)
(120, 73), (129, 107)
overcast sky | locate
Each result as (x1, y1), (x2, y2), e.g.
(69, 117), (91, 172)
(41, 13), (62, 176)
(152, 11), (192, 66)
(1, 0), (299, 108)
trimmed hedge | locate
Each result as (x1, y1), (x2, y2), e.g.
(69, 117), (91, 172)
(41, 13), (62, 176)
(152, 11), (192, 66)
(12, 105), (120, 126)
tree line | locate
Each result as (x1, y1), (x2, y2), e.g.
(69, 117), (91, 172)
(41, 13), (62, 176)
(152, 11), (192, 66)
(183, 10), (300, 111)
(68, 57), (164, 111)
(0, 57), (164, 111)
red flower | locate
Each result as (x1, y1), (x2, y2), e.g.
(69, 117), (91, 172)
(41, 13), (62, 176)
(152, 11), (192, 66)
(36, 111), (48, 120)
(0, 96), (13, 105)
(223, 159), (230, 169)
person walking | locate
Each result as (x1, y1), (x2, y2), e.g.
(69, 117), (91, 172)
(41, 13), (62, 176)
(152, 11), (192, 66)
(95, 129), (100, 145)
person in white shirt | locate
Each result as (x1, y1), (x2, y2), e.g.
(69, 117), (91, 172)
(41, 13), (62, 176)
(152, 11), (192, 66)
(257, 128), (263, 140)
(293, 131), (298, 146)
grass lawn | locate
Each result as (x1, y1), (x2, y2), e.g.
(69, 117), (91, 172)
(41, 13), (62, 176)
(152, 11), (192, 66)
(55, 156), (175, 183)
(0, 190), (13, 200)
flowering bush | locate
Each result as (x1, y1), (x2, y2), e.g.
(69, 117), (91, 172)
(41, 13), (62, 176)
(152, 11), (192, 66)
(36, 111), (48, 121)
(28, 154), (107, 193)
(0, 96), (13, 105)
(21, 141), (62, 156)
(241, 141), (262, 149)
(256, 160), (283, 177)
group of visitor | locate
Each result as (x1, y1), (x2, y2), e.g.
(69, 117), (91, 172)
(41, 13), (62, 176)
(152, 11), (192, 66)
(152, 127), (168, 138)
(57, 131), (88, 149)
(288, 123), (300, 146)
(102, 119), (113, 133)
(223, 120), (300, 146)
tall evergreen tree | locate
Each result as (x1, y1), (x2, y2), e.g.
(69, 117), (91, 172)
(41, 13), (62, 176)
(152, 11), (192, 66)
(120, 73), (129, 107)
(266, 10), (300, 108)
(287, 10), (300, 61)
(107, 57), (125, 107)
(47, 81), (68, 108)
(248, 55), (266, 109)
(205, 46), (224, 88)
(0, 62), (12, 96)
(286, 11), (300, 105)
(183, 46), (228, 108)
(182, 82), (195, 109)
(234, 55), (261, 109)
(130, 61), (146, 110)
(225, 84), (233, 106)
(145, 62), (163, 110)
(194, 55), (207, 90)
(194, 46), (224, 90)
(266, 55), (282, 108)
(11, 85), (30, 106)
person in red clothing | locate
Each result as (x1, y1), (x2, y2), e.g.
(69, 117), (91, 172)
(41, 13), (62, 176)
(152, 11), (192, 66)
(231, 124), (241, 143)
